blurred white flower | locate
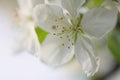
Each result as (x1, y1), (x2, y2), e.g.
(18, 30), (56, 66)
(14, 0), (44, 55)
(33, 0), (117, 76)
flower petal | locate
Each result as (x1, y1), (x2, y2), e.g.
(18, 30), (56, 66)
(33, 4), (70, 33)
(17, 0), (44, 21)
(45, 0), (61, 6)
(17, 0), (33, 11)
(13, 20), (41, 56)
(18, 0), (44, 9)
(39, 34), (75, 66)
(75, 35), (100, 76)
(61, 0), (86, 19)
(81, 8), (118, 38)
(17, 0), (32, 17)
(32, 0), (44, 6)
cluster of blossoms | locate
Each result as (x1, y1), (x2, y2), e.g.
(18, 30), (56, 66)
(15, 0), (118, 76)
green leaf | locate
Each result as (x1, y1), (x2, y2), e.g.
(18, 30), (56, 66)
(35, 27), (48, 44)
(83, 0), (104, 9)
(83, 0), (104, 8)
(83, 0), (94, 8)
(108, 29), (120, 63)
(94, 0), (104, 7)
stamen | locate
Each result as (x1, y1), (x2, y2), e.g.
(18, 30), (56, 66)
(67, 35), (69, 38)
(52, 25), (57, 30)
(53, 33), (56, 35)
(53, 14), (84, 46)
(62, 43), (64, 46)
(62, 30), (64, 33)
(60, 36), (63, 38)
(68, 46), (70, 49)
(62, 27), (65, 30)
(60, 17), (64, 20)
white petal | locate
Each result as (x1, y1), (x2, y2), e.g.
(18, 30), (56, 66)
(17, 0), (44, 17)
(33, 4), (70, 33)
(17, 0), (33, 17)
(18, 0), (44, 9)
(17, 0), (33, 11)
(32, 0), (44, 6)
(75, 35), (100, 76)
(45, 0), (61, 6)
(81, 8), (118, 38)
(13, 20), (41, 56)
(61, 0), (86, 19)
(39, 34), (75, 66)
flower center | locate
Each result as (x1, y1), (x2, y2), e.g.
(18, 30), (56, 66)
(52, 14), (83, 49)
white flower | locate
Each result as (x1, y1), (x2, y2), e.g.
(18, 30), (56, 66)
(33, 0), (117, 76)
(14, 0), (44, 55)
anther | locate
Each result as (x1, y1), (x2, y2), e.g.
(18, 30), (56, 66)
(62, 27), (65, 29)
(62, 30), (64, 33)
(60, 36), (63, 38)
(53, 33), (56, 35)
(60, 17), (64, 20)
(62, 43), (64, 46)
(52, 25), (57, 30)
(68, 46), (70, 49)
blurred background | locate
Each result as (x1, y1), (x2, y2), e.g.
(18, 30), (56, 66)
(0, 0), (120, 80)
